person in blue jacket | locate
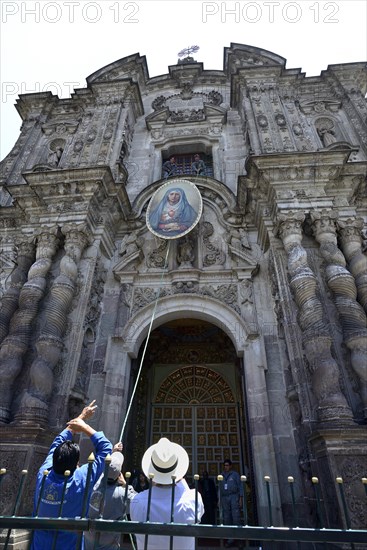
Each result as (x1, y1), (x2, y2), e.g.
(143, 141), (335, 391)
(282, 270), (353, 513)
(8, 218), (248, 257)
(220, 459), (244, 548)
(31, 400), (112, 549)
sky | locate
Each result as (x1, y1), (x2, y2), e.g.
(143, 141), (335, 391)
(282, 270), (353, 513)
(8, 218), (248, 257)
(1, 0), (366, 161)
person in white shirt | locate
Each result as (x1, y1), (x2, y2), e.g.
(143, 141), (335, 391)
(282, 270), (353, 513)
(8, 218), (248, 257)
(130, 437), (204, 550)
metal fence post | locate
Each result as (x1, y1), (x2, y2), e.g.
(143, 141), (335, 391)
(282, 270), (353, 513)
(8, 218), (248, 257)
(169, 475), (176, 550)
(312, 476), (325, 529)
(76, 452), (95, 550)
(28, 469), (49, 549)
(288, 476), (298, 527)
(336, 477), (351, 530)
(241, 475), (248, 526)
(51, 469), (70, 550)
(264, 476), (272, 527)
(4, 469), (28, 550)
(143, 473), (154, 550)
(217, 475), (223, 525)
(93, 454), (111, 550)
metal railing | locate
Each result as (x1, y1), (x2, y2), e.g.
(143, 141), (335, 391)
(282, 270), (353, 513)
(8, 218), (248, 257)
(1, 464), (366, 549)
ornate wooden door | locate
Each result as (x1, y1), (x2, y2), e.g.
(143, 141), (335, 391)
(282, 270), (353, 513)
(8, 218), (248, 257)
(151, 365), (243, 479)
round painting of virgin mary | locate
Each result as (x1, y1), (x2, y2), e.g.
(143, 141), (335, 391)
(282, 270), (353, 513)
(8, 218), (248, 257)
(146, 179), (202, 239)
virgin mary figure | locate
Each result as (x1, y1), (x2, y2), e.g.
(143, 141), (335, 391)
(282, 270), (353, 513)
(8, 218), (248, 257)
(148, 187), (198, 238)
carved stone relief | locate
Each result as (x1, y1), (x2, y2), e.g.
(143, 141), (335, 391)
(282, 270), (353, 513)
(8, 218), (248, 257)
(201, 221), (225, 267)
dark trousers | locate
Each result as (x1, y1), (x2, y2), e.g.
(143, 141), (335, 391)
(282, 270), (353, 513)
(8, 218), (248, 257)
(222, 494), (241, 525)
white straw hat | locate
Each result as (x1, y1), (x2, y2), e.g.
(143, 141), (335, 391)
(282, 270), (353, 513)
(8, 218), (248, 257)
(141, 438), (189, 485)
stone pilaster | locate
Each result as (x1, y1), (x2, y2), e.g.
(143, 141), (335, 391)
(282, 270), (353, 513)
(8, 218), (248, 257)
(338, 217), (367, 313)
(0, 228), (59, 424)
(277, 211), (353, 425)
(0, 238), (35, 345)
(16, 224), (89, 426)
(309, 427), (367, 529)
(312, 210), (367, 418)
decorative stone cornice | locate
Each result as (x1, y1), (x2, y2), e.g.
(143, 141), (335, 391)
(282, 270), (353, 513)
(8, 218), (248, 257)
(41, 121), (79, 136)
(15, 166), (131, 222)
(297, 99), (342, 115)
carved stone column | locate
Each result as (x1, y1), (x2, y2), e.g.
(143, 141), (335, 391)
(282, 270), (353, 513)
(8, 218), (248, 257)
(338, 217), (367, 313)
(312, 211), (367, 418)
(16, 224), (89, 426)
(0, 238), (35, 345)
(0, 228), (59, 424)
(277, 211), (353, 425)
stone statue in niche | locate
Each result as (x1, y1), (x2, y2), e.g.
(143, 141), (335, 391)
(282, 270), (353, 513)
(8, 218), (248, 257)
(117, 230), (144, 272)
(316, 120), (337, 147)
(48, 141), (64, 167)
(318, 126), (337, 146)
(120, 231), (142, 258)
(177, 235), (195, 268)
(228, 227), (251, 252)
(119, 142), (127, 164)
(239, 279), (258, 334)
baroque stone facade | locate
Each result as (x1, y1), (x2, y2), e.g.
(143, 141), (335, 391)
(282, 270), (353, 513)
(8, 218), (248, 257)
(0, 44), (366, 543)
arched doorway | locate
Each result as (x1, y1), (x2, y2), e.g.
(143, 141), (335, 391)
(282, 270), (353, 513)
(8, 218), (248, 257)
(152, 365), (243, 479)
(126, 319), (250, 484)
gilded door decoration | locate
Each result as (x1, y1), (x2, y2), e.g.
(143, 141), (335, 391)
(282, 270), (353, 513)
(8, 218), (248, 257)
(152, 366), (242, 479)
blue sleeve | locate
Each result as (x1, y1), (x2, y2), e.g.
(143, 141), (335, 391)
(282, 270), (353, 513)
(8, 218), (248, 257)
(89, 432), (113, 484)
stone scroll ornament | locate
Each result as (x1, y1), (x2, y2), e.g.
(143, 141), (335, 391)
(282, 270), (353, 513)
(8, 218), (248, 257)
(146, 179), (202, 240)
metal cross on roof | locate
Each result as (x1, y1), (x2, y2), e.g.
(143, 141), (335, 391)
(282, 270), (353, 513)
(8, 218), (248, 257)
(178, 45), (200, 58)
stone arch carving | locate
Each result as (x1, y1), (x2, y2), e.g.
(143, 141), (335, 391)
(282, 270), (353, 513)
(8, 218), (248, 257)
(120, 294), (251, 358)
(154, 365), (235, 404)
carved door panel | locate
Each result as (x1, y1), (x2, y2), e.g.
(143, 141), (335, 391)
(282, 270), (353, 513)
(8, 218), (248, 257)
(151, 365), (243, 479)
(196, 404), (241, 477)
(151, 404), (241, 478)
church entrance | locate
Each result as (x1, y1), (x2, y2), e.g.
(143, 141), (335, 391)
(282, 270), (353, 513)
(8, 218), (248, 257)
(151, 366), (243, 479)
(126, 319), (250, 486)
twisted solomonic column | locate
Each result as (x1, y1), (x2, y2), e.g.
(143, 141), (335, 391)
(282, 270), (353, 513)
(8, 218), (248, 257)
(0, 228), (59, 423)
(312, 211), (367, 418)
(337, 217), (367, 314)
(277, 211), (353, 425)
(16, 223), (89, 426)
(0, 238), (35, 345)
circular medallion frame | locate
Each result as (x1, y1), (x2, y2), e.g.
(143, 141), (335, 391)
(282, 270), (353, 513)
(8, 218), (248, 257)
(146, 179), (202, 240)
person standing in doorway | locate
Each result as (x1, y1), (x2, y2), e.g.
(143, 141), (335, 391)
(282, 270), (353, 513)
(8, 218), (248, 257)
(220, 459), (243, 548)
